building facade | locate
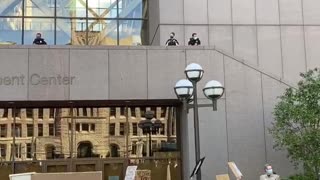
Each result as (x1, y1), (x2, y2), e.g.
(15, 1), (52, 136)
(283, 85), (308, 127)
(0, 107), (176, 161)
(1, 0), (320, 180)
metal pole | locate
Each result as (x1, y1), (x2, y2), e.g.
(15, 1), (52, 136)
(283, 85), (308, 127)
(125, 106), (129, 158)
(192, 82), (201, 180)
(180, 101), (190, 180)
(12, 107), (16, 174)
(31, 111), (35, 160)
(70, 107), (74, 158)
(148, 131), (152, 156)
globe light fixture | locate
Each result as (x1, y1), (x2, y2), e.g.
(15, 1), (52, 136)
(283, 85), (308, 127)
(174, 63), (225, 180)
(174, 79), (193, 100)
(203, 80), (224, 110)
(185, 63), (204, 82)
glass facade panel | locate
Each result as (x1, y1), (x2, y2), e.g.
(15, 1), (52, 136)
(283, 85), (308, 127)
(88, 0), (117, 18)
(56, 18), (87, 45)
(24, 0), (54, 17)
(56, 0), (86, 17)
(87, 19), (117, 45)
(0, 105), (178, 160)
(24, 18), (55, 45)
(119, 20), (147, 45)
(0, 0), (148, 45)
(0, 0), (23, 16)
(0, 18), (22, 45)
(118, 0), (147, 19)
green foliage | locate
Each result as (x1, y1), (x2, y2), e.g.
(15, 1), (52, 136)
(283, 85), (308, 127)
(270, 68), (320, 178)
(287, 173), (317, 180)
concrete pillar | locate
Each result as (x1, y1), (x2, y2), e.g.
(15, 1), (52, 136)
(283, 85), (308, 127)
(179, 105), (190, 180)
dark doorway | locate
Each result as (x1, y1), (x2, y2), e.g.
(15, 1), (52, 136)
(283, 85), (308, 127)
(45, 144), (56, 159)
(77, 141), (93, 158)
(110, 144), (119, 157)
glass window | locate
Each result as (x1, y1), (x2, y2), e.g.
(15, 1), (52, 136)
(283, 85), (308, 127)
(0, 144), (6, 158)
(38, 124), (43, 136)
(0, 125), (7, 137)
(109, 123), (115, 136)
(11, 124), (21, 137)
(1, 109), (8, 118)
(88, 19), (117, 45)
(49, 108), (55, 118)
(140, 108), (145, 117)
(26, 143), (32, 158)
(120, 108), (125, 116)
(82, 123), (89, 131)
(26, 108), (33, 118)
(56, 18), (87, 45)
(118, 0), (147, 19)
(110, 107), (116, 117)
(24, 0), (54, 17)
(83, 108), (87, 116)
(132, 123), (137, 136)
(14, 109), (21, 118)
(88, 0), (117, 18)
(0, 0), (23, 16)
(90, 124), (95, 131)
(14, 143), (22, 158)
(56, 0), (86, 17)
(49, 123), (55, 136)
(119, 20), (146, 46)
(160, 123), (165, 135)
(119, 123), (124, 136)
(131, 141), (136, 155)
(0, 18), (22, 45)
(161, 107), (166, 117)
(76, 123), (80, 132)
(130, 107), (136, 117)
(27, 124), (33, 137)
(24, 18), (54, 45)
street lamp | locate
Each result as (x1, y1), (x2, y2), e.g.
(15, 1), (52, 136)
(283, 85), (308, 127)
(174, 63), (224, 180)
(138, 111), (162, 157)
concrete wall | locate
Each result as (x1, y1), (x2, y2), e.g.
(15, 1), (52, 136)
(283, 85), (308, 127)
(153, 0), (320, 86)
(0, 46), (296, 179)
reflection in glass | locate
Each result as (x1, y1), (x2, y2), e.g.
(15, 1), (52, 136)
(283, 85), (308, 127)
(56, 18), (87, 45)
(118, 0), (147, 19)
(0, 106), (178, 161)
(87, 19), (117, 45)
(119, 20), (148, 45)
(0, 18), (22, 45)
(24, 0), (54, 17)
(0, 0), (23, 16)
(24, 18), (54, 45)
(56, 0), (86, 17)
(88, 0), (117, 18)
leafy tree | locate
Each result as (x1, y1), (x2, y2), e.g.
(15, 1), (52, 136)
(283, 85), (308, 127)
(270, 68), (320, 179)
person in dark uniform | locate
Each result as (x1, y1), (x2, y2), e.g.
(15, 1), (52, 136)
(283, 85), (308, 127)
(33, 33), (47, 45)
(165, 32), (179, 46)
(188, 33), (201, 46)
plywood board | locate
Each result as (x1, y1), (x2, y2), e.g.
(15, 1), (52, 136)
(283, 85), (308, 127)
(216, 174), (230, 180)
(228, 162), (243, 178)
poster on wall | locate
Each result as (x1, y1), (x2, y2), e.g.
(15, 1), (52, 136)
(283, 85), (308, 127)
(124, 166), (138, 180)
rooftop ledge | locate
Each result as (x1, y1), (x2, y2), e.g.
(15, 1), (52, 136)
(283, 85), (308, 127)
(0, 45), (216, 50)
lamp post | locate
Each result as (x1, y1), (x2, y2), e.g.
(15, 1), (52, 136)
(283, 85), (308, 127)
(174, 63), (224, 180)
(138, 110), (162, 157)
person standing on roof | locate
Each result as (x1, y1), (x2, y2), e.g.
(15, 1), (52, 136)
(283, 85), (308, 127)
(188, 33), (201, 46)
(165, 32), (179, 46)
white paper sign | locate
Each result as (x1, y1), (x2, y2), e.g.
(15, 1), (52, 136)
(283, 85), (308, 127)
(124, 166), (138, 180)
